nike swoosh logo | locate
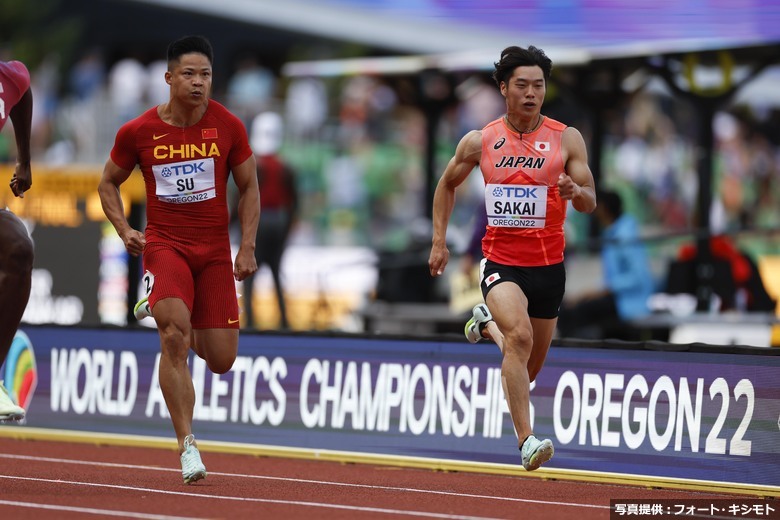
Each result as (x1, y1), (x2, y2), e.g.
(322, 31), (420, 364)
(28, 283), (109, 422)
(228, 318), (240, 324)
(153, 133), (170, 140)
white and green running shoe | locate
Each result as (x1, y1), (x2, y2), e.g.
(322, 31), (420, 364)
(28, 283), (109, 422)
(133, 297), (152, 320)
(180, 434), (207, 484)
(0, 381), (25, 421)
(464, 303), (492, 344)
(520, 434), (554, 471)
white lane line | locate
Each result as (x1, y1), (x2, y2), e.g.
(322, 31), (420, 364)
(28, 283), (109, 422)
(0, 499), (201, 519)
(0, 475), (502, 520)
(0, 453), (608, 511)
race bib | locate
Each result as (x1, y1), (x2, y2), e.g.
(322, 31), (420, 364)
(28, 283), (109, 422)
(141, 270), (155, 296)
(152, 157), (216, 204)
(485, 183), (547, 228)
(0, 81), (6, 122)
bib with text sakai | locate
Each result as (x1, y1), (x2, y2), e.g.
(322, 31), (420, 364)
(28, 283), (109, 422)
(152, 157), (216, 204)
(485, 183), (547, 228)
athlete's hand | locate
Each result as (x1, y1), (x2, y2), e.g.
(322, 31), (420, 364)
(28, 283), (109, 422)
(121, 229), (146, 257)
(10, 163), (32, 197)
(557, 172), (580, 200)
(428, 242), (449, 277)
(234, 246), (258, 281)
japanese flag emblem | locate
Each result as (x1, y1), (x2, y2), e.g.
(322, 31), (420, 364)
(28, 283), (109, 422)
(535, 141), (550, 152)
(485, 273), (501, 287)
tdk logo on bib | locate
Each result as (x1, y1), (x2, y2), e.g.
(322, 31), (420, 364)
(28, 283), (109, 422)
(159, 162), (206, 178)
(491, 186), (539, 199)
(153, 158), (216, 204)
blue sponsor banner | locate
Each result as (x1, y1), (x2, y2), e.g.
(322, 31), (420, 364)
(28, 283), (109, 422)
(9, 326), (780, 487)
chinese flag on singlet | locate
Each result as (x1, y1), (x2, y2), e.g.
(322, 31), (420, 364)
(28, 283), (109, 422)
(202, 128), (218, 140)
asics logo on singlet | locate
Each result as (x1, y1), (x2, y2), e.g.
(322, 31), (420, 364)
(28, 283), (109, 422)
(159, 162), (206, 178)
(493, 137), (506, 150)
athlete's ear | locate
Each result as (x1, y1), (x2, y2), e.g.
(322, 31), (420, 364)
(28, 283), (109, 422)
(499, 81), (507, 97)
(165, 71), (172, 85)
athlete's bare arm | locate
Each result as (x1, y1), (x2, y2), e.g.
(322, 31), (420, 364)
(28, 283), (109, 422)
(558, 126), (597, 213)
(8, 87), (32, 197)
(98, 158), (146, 256)
(231, 155), (260, 282)
(429, 130), (482, 277)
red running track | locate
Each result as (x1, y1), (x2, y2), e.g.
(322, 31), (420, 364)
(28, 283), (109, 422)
(0, 437), (774, 520)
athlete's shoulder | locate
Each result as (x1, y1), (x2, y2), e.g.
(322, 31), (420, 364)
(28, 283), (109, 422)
(204, 100), (247, 136)
(542, 116), (567, 132)
(206, 99), (241, 122)
(0, 61), (31, 90)
(114, 107), (160, 150)
(480, 117), (507, 144)
(459, 129), (483, 155)
(207, 99), (230, 112)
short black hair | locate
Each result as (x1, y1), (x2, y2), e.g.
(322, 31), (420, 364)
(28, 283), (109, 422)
(167, 35), (213, 67)
(492, 45), (552, 87)
(596, 189), (623, 219)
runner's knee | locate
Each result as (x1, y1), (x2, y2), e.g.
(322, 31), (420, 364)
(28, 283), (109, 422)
(158, 322), (192, 360)
(503, 326), (533, 358)
(206, 355), (235, 375)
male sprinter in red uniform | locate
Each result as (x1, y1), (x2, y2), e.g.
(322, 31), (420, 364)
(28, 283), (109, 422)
(98, 36), (260, 484)
(0, 60), (34, 422)
(429, 46), (596, 471)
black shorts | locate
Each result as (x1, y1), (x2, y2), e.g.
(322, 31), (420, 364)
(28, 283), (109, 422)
(479, 259), (566, 319)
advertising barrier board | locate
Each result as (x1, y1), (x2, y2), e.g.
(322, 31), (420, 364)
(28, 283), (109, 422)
(7, 326), (779, 488)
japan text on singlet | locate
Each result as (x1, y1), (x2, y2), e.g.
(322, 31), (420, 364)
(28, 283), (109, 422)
(0, 61), (31, 131)
(110, 100), (253, 229)
(480, 116), (568, 267)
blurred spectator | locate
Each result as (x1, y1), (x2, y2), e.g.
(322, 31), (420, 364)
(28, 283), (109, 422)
(610, 93), (691, 230)
(366, 80), (397, 141)
(323, 149), (365, 245)
(226, 55), (275, 124)
(108, 56), (147, 123)
(665, 189), (775, 313)
(558, 189), (655, 340)
(455, 75), (504, 136)
(29, 55), (61, 157)
(284, 76), (328, 138)
(676, 234), (775, 312)
(68, 49), (105, 101)
(242, 112), (298, 329)
(145, 59), (170, 106)
(338, 75), (397, 145)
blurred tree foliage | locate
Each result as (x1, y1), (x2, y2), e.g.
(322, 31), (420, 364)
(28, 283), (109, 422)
(0, 0), (82, 74)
